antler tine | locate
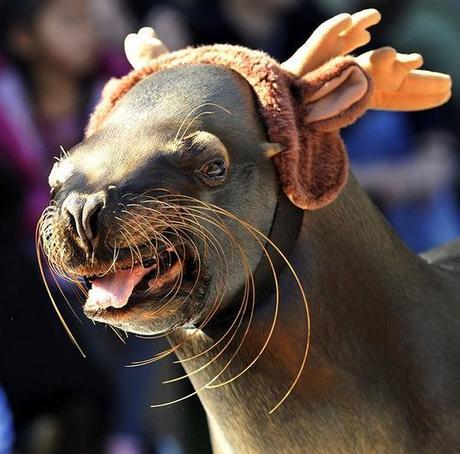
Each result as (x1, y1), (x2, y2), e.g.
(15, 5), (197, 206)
(281, 9), (381, 77)
(124, 27), (169, 70)
(123, 15), (451, 111)
(126, 11), (381, 74)
(356, 47), (452, 111)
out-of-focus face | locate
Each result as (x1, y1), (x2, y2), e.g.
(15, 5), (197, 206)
(23, 0), (98, 75)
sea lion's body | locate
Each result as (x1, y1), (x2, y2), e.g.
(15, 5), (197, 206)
(40, 63), (460, 452)
(170, 174), (460, 453)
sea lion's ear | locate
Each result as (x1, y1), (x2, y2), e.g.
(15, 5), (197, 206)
(276, 58), (371, 210)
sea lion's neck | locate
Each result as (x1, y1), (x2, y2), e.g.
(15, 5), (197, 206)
(168, 174), (441, 451)
(299, 172), (435, 305)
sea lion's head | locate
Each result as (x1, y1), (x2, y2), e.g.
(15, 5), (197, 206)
(42, 64), (282, 334)
(39, 45), (372, 335)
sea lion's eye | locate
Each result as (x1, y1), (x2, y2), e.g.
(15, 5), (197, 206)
(198, 159), (227, 185)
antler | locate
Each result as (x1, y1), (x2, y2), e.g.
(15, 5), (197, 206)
(356, 47), (452, 111)
(124, 10), (452, 111)
(280, 8), (451, 111)
(281, 9), (381, 76)
(124, 27), (168, 69)
(124, 10), (381, 73)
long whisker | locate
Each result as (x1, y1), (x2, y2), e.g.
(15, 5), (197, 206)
(35, 219), (86, 358)
(38, 187), (309, 414)
(130, 194), (249, 364)
(129, 197), (257, 388)
(174, 102), (233, 142)
(162, 237), (253, 384)
(155, 194), (310, 413)
(153, 202), (259, 382)
(179, 111), (215, 141)
(121, 207), (193, 315)
(127, 203), (231, 363)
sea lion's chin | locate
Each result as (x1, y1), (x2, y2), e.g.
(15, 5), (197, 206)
(80, 243), (209, 335)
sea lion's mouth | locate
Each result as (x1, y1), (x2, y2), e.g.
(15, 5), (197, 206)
(82, 241), (201, 324)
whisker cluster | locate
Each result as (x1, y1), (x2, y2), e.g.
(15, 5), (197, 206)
(36, 189), (310, 414)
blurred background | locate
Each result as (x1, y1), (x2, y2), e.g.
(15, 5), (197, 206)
(0, 0), (459, 453)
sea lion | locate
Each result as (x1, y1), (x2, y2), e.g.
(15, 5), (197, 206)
(38, 10), (460, 453)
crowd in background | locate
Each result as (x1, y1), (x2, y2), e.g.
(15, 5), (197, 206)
(0, 0), (459, 453)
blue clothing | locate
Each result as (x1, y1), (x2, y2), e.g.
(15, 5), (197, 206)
(0, 386), (13, 454)
(344, 110), (460, 252)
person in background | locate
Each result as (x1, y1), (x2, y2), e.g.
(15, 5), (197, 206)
(0, 1), (193, 452)
(0, 0), (110, 454)
(0, 0), (131, 251)
(338, 0), (460, 252)
(345, 111), (460, 252)
(166, 0), (324, 61)
(0, 0), (120, 452)
(0, 386), (14, 454)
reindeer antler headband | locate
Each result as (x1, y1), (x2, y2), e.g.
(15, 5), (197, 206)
(87, 9), (452, 210)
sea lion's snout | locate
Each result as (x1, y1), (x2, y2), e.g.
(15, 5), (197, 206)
(42, 152), (211, 334)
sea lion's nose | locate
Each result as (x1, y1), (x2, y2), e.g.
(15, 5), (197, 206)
(62, 192), (106, 251)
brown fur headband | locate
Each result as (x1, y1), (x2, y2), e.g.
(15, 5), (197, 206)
(86, 44), (372, 210)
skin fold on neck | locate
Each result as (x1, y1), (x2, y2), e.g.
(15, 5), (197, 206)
(168, 173), (459, 452)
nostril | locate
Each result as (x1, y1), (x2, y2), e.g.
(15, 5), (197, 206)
(82, 198), (103, 242)
(62, 194), (86, 245)
(61, 192), (106, 252)
(66, 206), (77, 233)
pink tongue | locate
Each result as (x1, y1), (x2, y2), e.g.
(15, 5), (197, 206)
(87, 265), (152, 309)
